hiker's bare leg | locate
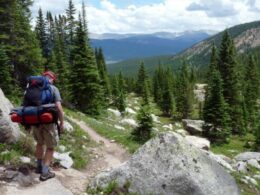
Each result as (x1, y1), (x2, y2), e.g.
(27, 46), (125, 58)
(35, 143), (44, 159)
(44, 148), (54, 166)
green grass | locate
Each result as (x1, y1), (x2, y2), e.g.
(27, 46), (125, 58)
(65, 108), (141, 153)
(231, 166), (260, 195)
(87, 180), (138, 195)
(0, 132), (35, 166)
(211, 134), (256, 158)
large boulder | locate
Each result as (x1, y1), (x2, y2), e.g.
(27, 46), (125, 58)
(182, 119), (205, 135)
(0, 88), (20, 143)
(90, 132), (240, 195)
(235, 152), (260, 161)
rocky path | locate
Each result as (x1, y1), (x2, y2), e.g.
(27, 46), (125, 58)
(1, 118), (130, 195)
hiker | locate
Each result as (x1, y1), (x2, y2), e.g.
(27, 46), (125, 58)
(31, 71), (64, 181)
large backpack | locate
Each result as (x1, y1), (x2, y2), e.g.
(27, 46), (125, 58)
(23, 76), (54, 106)
(10, 76), (58, 126)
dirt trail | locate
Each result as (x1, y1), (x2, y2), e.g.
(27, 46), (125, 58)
(70, 117), (130, 170)
(1, 118), (130, 195)
(56, 117), (131, 194)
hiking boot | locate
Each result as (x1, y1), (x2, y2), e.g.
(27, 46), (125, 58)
(39, 171), (55, 181)
(35, 166), (42, 174)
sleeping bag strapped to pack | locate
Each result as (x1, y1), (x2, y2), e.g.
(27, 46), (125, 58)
(10, 76), (58, 125)
(10, 104), (58, 125)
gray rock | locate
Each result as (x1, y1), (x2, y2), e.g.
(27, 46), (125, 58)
(235, 161), (248, 173)
(247, 159), (260, 169)
(235, 152), (260, 161)
(244, 176), (258, 186)
(0, 88), (20, 143)
(90, 132), (240, 195)
(64, 121), (74, 132)
(58, 145), (66, 152)
(176, 129), (189, 137)
(194, 84), (207, 102)
(53, 152), (73, 169)
(185, 136), (210, 150)
(253, 175), (260, 180)
(215, 154), (233, 164)
(19, 156), (31, 164)
(204, 151), (234, 172)
(5, 170), (19, 180)
(4, 177), (73, 195)
(182, 119), (205, 135)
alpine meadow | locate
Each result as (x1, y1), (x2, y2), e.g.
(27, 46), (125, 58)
(0, 0), (259, 194)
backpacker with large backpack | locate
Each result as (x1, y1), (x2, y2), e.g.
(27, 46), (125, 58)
(10, 75), (58, 126)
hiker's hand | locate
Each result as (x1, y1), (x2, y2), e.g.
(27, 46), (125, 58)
(60, 122), (64, 134)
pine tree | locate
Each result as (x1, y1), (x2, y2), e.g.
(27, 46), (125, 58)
(142, 80), (150, 106)
(203, 46), (231, 142)
(0, 45), (13, 96)
(46, 11), (55, 60)
(244, 55), (259, 127)
(176, 62), (193, 119)
(95, 47), (111, 97)
(70, 15), (102, 115)
(131, 104), (153, 143)
(10, 1), (43, 87)
(66, 0), (76, 62)
(161, 77), (175, 117)
(35, 8), (48, 62)
(136, 62), (148, 95)
(254, 112), (260, 150)
(116, 72), (126, 113)
(218, 31), (246, 135)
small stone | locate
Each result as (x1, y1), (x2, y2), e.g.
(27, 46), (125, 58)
(253, 175), (260, 180)
(163, 124), (173, 130)
(240, 178), (248, 184)
(125, 108), (137, 115)
(64, 121), (74, 132)
(19, 156), (31, 164)
(235, 152), (260, 161)
(247, 159), (260, 169)
(59, 145), (66, 152)
(107, 108), (121, 117)
(185, 136), (210, 150)
(53, 152), (73, 169)
(114, 125), (125, 130)
(244, 176), (258, 186)
(110, 140), (115, 143)
(235, 161), (248, 173)
(82, 136), (87, 139)
(5, 170), (18, 180)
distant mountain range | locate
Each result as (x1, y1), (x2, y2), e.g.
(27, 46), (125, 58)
(108, 20), (260, 76)
(89, 31), (217, 63)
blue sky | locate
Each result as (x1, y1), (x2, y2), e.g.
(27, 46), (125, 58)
(31, 0), (260, 34)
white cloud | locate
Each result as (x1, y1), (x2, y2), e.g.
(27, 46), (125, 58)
(31, 0), (260, 34)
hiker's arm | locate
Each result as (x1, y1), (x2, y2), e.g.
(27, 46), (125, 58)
(56, 101), (64, 133)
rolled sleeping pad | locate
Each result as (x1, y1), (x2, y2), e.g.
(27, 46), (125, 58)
(10, 112), (53, 124)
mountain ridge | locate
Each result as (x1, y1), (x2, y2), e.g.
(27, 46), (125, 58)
(108, 20), (260, 76)
(90, 31), (213, 62)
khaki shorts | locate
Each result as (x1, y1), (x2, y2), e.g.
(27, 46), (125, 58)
(32, 124), (59, 148)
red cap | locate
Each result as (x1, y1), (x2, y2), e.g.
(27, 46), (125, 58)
(43, 71), (56, 81)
